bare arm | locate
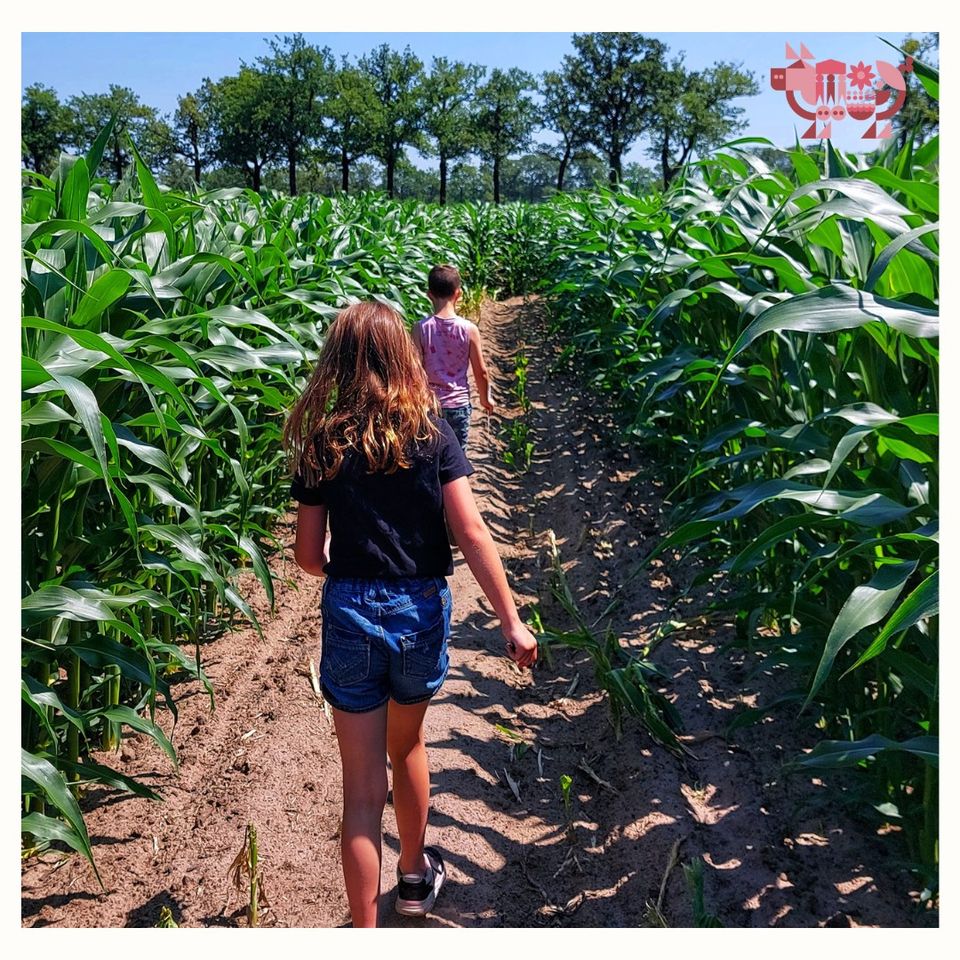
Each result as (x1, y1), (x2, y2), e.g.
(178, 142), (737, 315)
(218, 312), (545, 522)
(468, 326), (494, 412)
(294, 503), (330, 577)
(442, 476), (537, 668)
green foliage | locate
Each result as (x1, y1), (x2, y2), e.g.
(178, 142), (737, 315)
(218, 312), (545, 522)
(21, 131), (541, 876)
(67, 84), (168, 181)
(205, 67), (286, 190)
(256, 33), (335, 195)
(542, 130), (938, 879)
(422, 57), (485, 204)
(563, 32), (668, 183)
(893, 33), (939, 145)
(22, 84), (72, 175)
(323, 58), (380, 193)
(474, 68), (538, 204)
(536, 533), (685, 752)
(648, 58), (759, 186)
(538, 68), (595, 192)
(359, 44), (426, 198)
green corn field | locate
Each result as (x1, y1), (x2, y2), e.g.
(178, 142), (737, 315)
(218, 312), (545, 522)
(542, 131), (939, 878)
(22, 94), (938, 905)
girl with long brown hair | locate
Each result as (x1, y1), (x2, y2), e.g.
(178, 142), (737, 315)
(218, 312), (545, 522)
(283, 300), (537, 927)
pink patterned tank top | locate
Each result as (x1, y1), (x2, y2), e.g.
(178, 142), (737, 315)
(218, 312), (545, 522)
(416, 314), (472, 409)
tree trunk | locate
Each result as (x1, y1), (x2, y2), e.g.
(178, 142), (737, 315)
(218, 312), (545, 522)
(386, 154), (395, 199)
(252, 162), (262, 192)
(341, 147), (350, 193)
(608, 149), (622, 187)
(661, 139), (672, 189)
(557, 147), (571, 193)
(112, 145), (124, 183)
(439, 154), (448, 206)
(190, 129), (202, 183)
(288, 148), (297, 195)
(493, 155), (501, 205)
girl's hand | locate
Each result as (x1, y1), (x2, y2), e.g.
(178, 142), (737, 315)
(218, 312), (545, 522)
(503, 622), (538, 670)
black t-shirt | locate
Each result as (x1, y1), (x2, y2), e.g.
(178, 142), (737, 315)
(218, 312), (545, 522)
(290, 416), (474, 578)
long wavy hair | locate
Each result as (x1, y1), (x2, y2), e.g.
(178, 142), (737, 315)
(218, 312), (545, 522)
(283, 301), (440, 483)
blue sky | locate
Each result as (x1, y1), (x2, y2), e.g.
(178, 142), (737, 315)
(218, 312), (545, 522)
(22, 32), (926, 168)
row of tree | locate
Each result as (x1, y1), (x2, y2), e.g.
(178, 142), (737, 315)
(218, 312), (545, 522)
(22, 32), (759, 201)
(22, 32), (937, 203)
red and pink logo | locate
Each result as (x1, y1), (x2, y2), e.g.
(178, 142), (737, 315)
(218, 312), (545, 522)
(771, 43), (912, 140)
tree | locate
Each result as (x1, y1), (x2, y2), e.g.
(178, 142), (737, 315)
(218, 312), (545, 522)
(255, 33), (333, 195)
(564, 32), (667, 185)
(141, 116), (178, 171)
(67, 85), (160, 180)
(620, 162), (660, 194)
(359, 44), (426, 199)
(538, 68), (594, 192)
(447, 161), (489, 203)
(499, 153), (557, 202)
(173, 88), (215, 184)
(422, 57), (484, 204)
(206, 68), (285, 192)
(648, 58), (758, 188)
(895, 32), (939, 148)
(22, 84), (71, 174)
(393, 157), (440, 202)
(474, 68), (537, 204)
(567, 154), (609, 190)
(323, 58), (379, 193)
(159, 157), (199, 192)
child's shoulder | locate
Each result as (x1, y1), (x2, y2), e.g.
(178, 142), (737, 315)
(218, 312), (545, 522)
(457, 315), (480, 334)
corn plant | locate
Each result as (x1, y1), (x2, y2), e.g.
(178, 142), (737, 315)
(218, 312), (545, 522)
(228, 823), (268, 927)
(540, 108), (939, 882)
(20, 124), (514, 875)
(534, 532), (685, 754)
(559, 773), (573, 815)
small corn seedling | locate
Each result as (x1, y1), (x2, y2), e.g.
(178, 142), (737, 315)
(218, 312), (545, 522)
(559, 774), (573, 815)
(535, 530), (685, 754)
(155, 906), (179, 927)
(512, 348), (531, 414)
(683, 856), (721, 927)
(501, 419), (534, 472)
(228, 823), (270, 927)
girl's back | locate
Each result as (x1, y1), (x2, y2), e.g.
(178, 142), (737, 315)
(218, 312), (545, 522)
(291, 417), (471, 578)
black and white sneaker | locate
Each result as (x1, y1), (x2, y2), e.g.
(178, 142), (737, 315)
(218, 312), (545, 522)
(395, 847), (446, 917)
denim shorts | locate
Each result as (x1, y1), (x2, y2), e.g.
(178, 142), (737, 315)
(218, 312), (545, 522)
(319, 576), (452, 713)
(442, 404), (472, 453)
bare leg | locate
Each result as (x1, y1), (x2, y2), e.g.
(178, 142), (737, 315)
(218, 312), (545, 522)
(332, 704), (389, 927)
(387, 698), (433, 876)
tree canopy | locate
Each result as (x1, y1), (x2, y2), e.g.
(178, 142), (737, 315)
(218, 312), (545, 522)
(24, 31), (929, 202)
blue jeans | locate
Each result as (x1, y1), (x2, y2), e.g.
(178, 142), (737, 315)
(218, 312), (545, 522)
(442, 404), (472, 453)
(319, 576), (452, 713)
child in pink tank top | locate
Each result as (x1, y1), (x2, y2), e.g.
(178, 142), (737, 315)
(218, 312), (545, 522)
(413, 265), (493, 453)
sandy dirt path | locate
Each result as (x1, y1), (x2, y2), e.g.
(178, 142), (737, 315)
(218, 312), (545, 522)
(21, 297), (932, 928)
